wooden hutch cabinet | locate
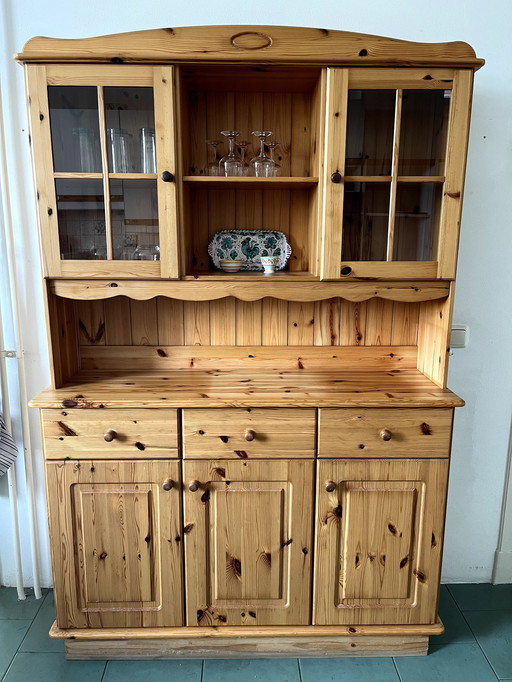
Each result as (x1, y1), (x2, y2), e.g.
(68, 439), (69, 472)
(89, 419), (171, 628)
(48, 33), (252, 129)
(17, 25), (483, 659)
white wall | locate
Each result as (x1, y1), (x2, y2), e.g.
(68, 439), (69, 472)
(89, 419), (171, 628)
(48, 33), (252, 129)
(0, 0), (510, 586)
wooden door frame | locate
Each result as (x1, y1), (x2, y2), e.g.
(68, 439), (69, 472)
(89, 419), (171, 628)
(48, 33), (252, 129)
(25, 64), (180, 278)
(319, 67), (473, 280)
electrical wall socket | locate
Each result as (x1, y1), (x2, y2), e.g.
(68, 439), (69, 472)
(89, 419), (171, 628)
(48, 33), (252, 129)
(450, 325), (468, 349)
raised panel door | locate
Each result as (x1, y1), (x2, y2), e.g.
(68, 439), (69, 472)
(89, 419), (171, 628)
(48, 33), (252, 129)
(314, 459), (448, 624)
(183, 459), (314, 625)
(45, 459), (183, 628)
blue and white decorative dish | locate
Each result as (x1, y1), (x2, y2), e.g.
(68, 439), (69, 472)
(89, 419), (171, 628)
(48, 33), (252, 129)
(208, 230), (292, 271)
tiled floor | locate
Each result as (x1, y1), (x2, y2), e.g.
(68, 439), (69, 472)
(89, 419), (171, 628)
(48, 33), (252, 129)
(1, 584), (511, 681)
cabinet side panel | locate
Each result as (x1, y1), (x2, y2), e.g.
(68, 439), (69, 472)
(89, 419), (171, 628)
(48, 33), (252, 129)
(46, 287), (80, 387)
(417, 289), (454, 387)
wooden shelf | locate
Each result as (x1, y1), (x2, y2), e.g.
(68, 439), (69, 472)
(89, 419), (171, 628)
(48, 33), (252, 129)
(54, 173), (158, 180)
(49, 279), (451, 302)
(30, 368), (464, 409)
(183, 272), (319, 281)
(183, 176), (319, 188)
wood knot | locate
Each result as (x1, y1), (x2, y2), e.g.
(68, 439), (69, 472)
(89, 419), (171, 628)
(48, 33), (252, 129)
(413, 569), (427, 583)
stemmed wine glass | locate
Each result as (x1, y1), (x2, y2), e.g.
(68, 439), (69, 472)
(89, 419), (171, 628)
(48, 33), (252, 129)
(267, 141), (281, 177)
(250, 131), (274, 177)
(219, 131), (243, 176)
(237, 140), (251, 176)
(205, 140), (221, 176)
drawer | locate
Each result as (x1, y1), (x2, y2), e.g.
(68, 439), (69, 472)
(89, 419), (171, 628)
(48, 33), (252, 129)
(318, 408), (453, 458)
(183, 408), (316, 459)
(41, 408), (178, 459)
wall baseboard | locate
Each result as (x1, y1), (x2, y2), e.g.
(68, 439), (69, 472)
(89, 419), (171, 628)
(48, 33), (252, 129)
(492, 550), (512, 584)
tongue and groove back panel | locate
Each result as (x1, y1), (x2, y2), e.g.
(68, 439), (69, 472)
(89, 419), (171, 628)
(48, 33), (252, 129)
(74, 296), (419, 347)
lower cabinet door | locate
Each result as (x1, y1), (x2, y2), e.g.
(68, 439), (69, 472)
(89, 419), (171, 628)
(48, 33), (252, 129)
(183, 460), (314, 626)
(314, 459), (448, 625)
(46, 459), (184, 628)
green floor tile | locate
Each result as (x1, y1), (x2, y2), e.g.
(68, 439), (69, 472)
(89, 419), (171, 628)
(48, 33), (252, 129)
(394, 642), (498, 682)
(3, 652), (105, 682)
(436, 585), (475, 644)
(300, 657), (400, 681)
(448, 584), (512, 611)
(203, 658), (300, 682)
(103, 659), (203, 681)
(464, 610), (512, 679)
(0, 620), (32, 678)
(0, 587), (47, 620)
(19, 590), (63, 653)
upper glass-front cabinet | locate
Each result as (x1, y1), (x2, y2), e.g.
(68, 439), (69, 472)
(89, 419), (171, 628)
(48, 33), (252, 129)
(321, 68), (473, 280)
(26, 60), (472, 281)
(27, 65), (179, 278)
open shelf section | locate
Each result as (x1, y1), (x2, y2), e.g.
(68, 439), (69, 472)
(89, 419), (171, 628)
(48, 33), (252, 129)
(49, 279), (451, 302)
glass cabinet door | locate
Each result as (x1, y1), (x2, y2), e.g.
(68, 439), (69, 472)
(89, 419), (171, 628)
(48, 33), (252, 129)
(28, 65), (178, 278)
(321, 68), (473, 280)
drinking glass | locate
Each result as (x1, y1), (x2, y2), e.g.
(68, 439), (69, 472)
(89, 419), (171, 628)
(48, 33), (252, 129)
(250, 131), (274, 177)
(206, 140), (222, 176)
(140, 127), (156, 173)
(267, 141), (281, 177)
(237, 140), (251, 176)
(134, 244), (160, 261)
(107, 128), (133, 173)
(219, 131), (243, 176)
(73, 128), (101, 173)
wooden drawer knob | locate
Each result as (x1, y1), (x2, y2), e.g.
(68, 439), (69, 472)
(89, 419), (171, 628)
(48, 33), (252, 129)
(103, 429), (117, 442)
(188, 480), (200, 492)
(331, 171), (342, 183)
(324, 481), (336, 493)
(162, 478), (174, 491)
(379, 429), (392, 441)
(244, 429), (256, 442)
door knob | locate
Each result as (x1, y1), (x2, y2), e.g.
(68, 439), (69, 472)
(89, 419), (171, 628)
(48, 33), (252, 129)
(162, 478), (174, 491)
(161, 170), (174, 182)
(331, 171), (342, 183)
(244, 429), (256, 442)
(324, 481), (336, 493)
(103, 429), (117, 442)
(188, 480), (201, 492)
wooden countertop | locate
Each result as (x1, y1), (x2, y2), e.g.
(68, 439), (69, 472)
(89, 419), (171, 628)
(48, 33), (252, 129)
(30, 369), (464, 409)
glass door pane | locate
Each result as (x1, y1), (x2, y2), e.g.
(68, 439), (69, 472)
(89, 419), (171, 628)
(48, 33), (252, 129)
(393, 183), (442, 261)
(104, 87), (155, 174)
(342, 183), (390, 261)
(398, 90), (450, 176)
(55, 179), (106, 259)
(345, 90), (395, 176)
(48, 86), (102, 173)
(111, 179), (159, 260)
